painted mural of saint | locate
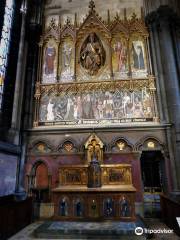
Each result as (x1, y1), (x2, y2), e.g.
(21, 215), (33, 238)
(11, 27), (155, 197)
(47, 99), (54, 121)
(103, 92), (113, 118)
(63, 43), (72, 69)
(122, 92), (131, 117)
(44, 44), (56, 75)
(132, 41), (145, 70)
(64, 97), (74, 120)
(133, 97), (144, 118)
(114, 41), (127, 72)
(80, 33), (105, 75)
(61, 42), (74, 82)
(82, 94), (94, 119)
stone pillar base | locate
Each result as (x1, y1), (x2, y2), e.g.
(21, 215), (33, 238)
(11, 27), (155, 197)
(14, 189), (27, 201)
(34, 202), (55, 219)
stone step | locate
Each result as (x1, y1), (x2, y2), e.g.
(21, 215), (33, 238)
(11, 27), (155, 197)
(33, 220), (147, 239)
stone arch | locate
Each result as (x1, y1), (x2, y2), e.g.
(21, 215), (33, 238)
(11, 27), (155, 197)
(27, 160), (52, 202)
(30, 159), (51, 176)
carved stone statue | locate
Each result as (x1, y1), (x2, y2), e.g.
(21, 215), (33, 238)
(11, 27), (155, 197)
(85, 135), (103, 164)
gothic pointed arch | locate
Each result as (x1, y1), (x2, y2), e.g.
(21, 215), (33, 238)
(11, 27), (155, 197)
(61, 19), (76, 40)
(110, 137), (133, 152)
(135, 136), (164, 151)
(29, 139), (54, 154)
(43, 18), (59, 41)
(58, 138), (78, 153)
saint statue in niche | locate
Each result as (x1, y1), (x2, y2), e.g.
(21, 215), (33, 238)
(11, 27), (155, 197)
(44, 43), (56, 75)
(132, 41), (145, 70)
(80, 32), (105, 75)
(114, 41), (127, 72)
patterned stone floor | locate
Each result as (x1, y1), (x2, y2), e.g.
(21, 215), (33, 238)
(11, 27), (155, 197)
(8, 219), (180, 240)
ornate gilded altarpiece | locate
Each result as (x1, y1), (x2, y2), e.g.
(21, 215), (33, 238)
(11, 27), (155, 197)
(33, 0), (158, 127)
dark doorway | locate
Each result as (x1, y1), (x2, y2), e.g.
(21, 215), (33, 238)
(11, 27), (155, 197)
(141, 151), (164, 193)
(140, 151), (165, 217)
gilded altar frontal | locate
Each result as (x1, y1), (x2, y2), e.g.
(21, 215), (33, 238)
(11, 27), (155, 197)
(1, 0), (180, 237)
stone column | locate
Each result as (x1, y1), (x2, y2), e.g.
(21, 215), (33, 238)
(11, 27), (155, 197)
(146, 6), (180, 192)
(9, 0), (28, 200)
(15, 132), (27, 200)
(10, 3), (27, 144)
(146, 15), (169, 122)
(132, 152), (144, 217)
(158, 8), (180, 191)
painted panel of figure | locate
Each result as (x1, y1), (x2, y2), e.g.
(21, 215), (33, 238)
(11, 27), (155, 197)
(59, 197), (68, 216)
(89, 199), (99, 218)
(103, 198), (114, 217)
(131, 40), (148, 78)
(80, 32), (106, 76)
(60, 38), (74, 82)
(74, 198), (83, 217)
(39, 88), (153, 123)
(120, 196), (131, 217)
(112, 38), (128, 79)
(42, 40), (57, 83)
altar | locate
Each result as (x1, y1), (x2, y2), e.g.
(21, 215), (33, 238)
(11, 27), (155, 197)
(52, 134), (136, 221)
